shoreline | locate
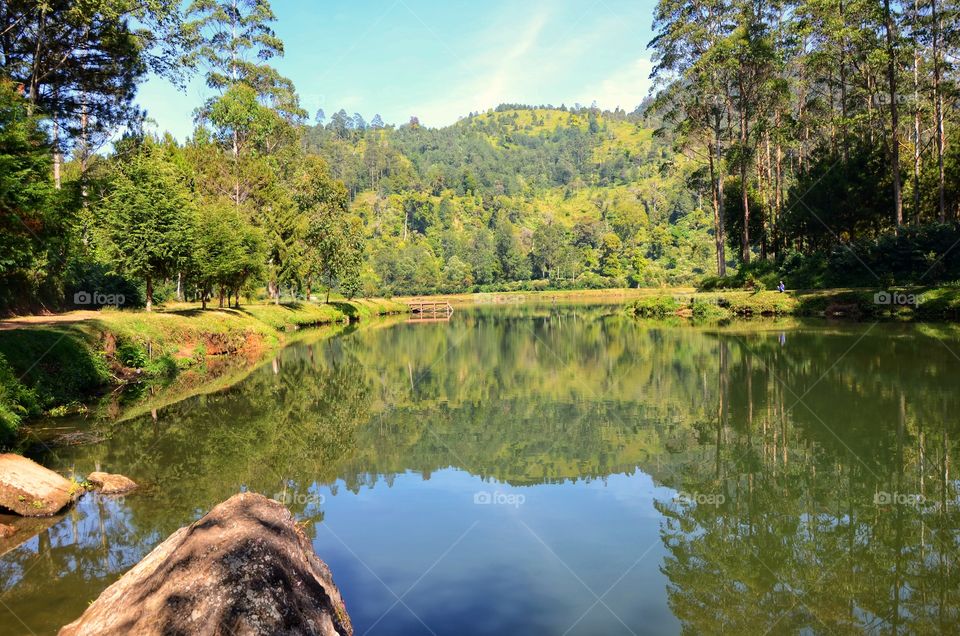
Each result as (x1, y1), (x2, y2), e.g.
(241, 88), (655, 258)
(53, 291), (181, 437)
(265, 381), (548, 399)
(0, 299), (408, 447)
(626, 287), (960, 321)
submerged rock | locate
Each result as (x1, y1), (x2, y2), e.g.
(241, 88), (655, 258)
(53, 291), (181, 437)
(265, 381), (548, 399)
(0, 453), (76, 517)
(86, 471), (137, 495)
(59, 492), (353, 636)
(0, 523), (15, 538)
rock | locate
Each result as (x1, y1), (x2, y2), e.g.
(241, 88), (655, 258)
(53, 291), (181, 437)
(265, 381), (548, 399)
(0, 523), (15, 538)
(86, 471), (137, 495)
(0, 515), (61, 558)
(59, 492), (353, 636)
(0, 453), (77, 517)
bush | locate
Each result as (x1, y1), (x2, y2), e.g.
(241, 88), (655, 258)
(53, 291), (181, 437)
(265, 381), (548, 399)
(0, 353), (38, 447)
(116, 341), (148, 368)
(629, 295), (682, 317)
(691, 299), (731, 321)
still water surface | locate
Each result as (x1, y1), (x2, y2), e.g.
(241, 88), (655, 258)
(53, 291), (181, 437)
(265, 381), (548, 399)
(2, 304), (959, 635)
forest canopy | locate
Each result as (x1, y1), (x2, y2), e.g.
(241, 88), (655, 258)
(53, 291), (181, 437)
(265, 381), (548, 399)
(0, 0), (957, 314)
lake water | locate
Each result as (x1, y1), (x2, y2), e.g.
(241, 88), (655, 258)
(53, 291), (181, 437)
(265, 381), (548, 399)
(2, 303), (959, 635)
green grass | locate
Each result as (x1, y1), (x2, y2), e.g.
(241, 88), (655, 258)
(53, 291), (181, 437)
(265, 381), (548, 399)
(628, 291), (794, 320)
(627, 285), (960, 322)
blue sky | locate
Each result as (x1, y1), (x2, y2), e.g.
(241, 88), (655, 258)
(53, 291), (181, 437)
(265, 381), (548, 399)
(138, 0), (658, 140)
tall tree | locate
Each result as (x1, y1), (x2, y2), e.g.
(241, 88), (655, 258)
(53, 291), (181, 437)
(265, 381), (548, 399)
(94, 137), (193, 311)
(0, 0), (185, 186)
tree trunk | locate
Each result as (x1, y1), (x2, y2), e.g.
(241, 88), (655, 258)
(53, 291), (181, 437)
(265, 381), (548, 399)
(931, 0), (946, 220)
(52, 117), (62, 190)
(883, 0), (904, 227)
(708, 140), (726, 277)
(839, 0), (849, 162)
(740, 110), (751, 264)
(146, 275), (153, 312)
(218, 287), (225, 308)
(913, 4), (922, 225)
(774, 110), (783, 259)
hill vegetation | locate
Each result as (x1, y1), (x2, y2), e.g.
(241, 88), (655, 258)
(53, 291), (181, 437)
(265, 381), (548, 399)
(1, 0), (958, 318)
(303, 104), (714, 295)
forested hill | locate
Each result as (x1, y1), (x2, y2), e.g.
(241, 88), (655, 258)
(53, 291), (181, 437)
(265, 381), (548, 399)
(302, 105), (715, 295)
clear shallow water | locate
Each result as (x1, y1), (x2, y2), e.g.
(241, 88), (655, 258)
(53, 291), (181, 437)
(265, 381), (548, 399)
(2, 304), (960, 635)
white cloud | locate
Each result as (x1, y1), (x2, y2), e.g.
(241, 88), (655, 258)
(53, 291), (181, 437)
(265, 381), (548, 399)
(411, 8), (551, 125)
(582, 57), (655, 112)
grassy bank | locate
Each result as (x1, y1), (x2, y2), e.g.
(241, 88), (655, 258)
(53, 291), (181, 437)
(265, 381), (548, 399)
(0, 299), (407, 446)
(626, 286), (960, 321)
(395, 287), (696, 306)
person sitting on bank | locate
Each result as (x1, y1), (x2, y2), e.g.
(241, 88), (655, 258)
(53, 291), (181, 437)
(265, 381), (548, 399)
(777, 281), (786, 293)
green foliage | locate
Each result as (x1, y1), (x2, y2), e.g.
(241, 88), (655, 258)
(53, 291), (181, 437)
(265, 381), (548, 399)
(629, 295), (683, 317)
(296, 157), (363, 300)
(0, 352), (38, 447)
(116, 341), (148, 368)
(690, 299), (731, 321)
(94, 137), (194, 309)
(0, 80), (60, 313)
(0, 329), (110, 411)
(306, 106), (715, 295)
(715, 291), (795, 316)
(190, 199), (266, 306)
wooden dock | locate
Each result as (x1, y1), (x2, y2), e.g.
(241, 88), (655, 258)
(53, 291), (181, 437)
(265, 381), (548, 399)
(406, 300), (454, 316)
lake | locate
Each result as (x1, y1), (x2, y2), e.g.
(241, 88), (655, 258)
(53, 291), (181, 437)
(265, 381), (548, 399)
(2, 303), (959, 635)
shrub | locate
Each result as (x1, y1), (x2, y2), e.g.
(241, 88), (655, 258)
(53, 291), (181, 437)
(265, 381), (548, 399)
(629, 295), (682, 317)
(0, 353), (38, 447)
(691, 300), (731, 321)
(116, 341), (147, 368)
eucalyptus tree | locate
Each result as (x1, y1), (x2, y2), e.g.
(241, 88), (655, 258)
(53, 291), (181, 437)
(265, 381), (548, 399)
(186, 0), (304, 205)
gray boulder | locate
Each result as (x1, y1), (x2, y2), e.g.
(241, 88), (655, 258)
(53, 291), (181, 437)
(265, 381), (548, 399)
(60, 492), (352, 636)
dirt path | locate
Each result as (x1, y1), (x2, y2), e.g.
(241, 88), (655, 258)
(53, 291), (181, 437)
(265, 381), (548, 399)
(0, 311), (103, 331)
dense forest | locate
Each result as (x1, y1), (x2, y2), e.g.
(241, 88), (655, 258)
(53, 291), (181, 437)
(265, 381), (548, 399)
(0, 0), (958, 315)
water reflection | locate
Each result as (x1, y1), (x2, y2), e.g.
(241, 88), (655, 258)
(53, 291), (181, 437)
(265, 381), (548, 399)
(1, 306), (959, 634)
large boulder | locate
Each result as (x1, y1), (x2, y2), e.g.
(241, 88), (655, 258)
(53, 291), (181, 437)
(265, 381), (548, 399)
(0, 453), (76, 516)
(59, 492), (353, 636)
(86, 471), (137, 495)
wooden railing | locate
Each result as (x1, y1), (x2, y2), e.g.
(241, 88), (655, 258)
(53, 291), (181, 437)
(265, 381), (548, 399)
(406, 300), (454, 315)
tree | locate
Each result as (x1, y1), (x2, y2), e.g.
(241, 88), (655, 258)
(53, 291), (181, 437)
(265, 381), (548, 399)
(186, 0), (304, 202)
(531, 221), (570, 280)
(0, 80), (58, 311)
(190, 200), (264, 307)
(206, 83), (296, 205)
(94, 138), (193, 311)
(185, 0), (291, 104)
(0, 0), (186, 187)
(295, 157), (362, 302)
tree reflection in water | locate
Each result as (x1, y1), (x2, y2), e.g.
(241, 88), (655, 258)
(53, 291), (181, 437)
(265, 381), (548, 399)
(2, 305), (958, 634)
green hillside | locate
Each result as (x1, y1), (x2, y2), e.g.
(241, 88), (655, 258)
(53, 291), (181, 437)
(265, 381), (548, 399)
(304, 105), (714, 296)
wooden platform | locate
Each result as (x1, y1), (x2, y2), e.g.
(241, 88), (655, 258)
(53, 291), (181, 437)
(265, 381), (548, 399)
(406, 300), (454, 316)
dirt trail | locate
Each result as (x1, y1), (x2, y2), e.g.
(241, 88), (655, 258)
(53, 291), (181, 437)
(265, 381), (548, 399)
(0, 311), (103, 331)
